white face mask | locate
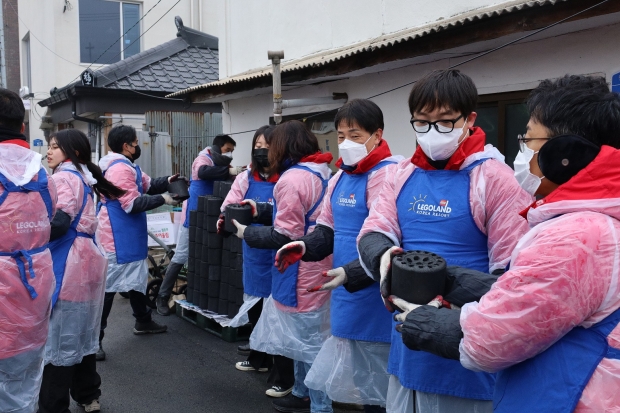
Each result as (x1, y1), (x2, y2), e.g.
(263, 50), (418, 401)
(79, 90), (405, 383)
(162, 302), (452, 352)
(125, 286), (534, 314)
(415, 123), (467, 161)
(513, 146), (543, 196)
(338, 134), (374, 166)
(223, 152), (233, 159)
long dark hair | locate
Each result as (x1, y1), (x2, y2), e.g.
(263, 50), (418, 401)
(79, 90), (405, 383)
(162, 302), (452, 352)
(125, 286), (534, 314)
(268, 120), (320, 173)
(51, 129), (126, 200)
(250, 125), (275, 175)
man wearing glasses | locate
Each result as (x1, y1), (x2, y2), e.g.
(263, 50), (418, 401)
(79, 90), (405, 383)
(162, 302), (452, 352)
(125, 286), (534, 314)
(357, 69), (531, 413)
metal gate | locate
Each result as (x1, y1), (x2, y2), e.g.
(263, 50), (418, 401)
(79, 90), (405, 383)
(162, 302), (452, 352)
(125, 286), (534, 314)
(144, 111), (223, 177)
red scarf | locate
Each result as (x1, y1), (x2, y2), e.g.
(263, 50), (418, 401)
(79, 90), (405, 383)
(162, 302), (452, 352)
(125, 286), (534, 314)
(300, 151), (334, 165)
(335, 139), (393, 174)
(0, 139), (30, 149)
(252, 169), (279, 183)
(411, 127), (486, 171)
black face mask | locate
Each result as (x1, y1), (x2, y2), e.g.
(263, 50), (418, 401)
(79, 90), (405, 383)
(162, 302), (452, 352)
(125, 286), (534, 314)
(253, 148), (270, 168)
(131, 145), (141, 161)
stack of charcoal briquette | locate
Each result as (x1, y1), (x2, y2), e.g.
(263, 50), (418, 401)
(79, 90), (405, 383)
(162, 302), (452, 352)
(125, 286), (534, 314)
(185, 180), (244, 319)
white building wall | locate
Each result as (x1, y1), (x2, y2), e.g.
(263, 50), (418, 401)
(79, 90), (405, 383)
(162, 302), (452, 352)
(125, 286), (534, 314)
(222, 21), (620, 167)
(17, 0), (194, 147)
(212, 0), (520, 78)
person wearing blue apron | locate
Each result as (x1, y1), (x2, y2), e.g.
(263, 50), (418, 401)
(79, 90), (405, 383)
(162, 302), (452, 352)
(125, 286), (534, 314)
(156, 134), (244, 316)
(0, 99), (57, 413)
(39, 129), (126, 413)
(274, 99), (401, 412)
(357, 70), (532, 413)
(394, 84), (620, 412)
(230, 120), (334, 413)
(97, 125), (182, 360)
(217, 126), (296, 398)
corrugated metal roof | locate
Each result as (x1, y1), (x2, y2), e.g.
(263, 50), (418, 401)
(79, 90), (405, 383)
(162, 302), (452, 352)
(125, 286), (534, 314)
(167, 0), (564, 98)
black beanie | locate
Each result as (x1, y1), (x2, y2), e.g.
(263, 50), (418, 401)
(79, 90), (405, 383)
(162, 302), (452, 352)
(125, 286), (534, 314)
(537, 134), (600, 185)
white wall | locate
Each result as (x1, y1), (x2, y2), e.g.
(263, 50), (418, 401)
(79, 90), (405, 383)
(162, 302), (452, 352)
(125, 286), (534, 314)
(211, 0), (517, 78)
(222, 21), (620, 167)
(17, 0), (194, 147)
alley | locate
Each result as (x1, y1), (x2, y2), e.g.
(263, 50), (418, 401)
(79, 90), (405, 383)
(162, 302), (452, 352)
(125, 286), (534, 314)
(73, 295), (280, 413)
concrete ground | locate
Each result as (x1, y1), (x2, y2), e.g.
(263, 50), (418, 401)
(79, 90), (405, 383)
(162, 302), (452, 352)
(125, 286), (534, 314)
(70, 295), (353, 412)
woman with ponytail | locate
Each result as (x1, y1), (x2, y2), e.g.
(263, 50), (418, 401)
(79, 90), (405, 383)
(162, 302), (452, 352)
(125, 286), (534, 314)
(38, 129), (124, 413)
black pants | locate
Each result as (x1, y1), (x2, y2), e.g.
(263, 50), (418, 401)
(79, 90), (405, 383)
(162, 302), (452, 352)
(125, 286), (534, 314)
(100, 290), (151, 341)
(245, 299), (294, 389)
(38, 354), (101, 413)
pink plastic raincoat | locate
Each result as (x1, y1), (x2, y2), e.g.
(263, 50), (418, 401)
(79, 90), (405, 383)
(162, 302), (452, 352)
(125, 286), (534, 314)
(0, 142), (57, 413)
(44, 163), (107, 366)
(460, 145), (620, 412)
(250, 160), (334, 363)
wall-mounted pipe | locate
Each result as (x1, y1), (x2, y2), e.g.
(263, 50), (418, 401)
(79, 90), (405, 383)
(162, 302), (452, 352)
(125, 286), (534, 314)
(268, 50), (284, 124)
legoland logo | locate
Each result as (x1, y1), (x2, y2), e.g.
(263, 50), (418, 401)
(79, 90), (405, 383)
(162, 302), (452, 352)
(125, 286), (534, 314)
(409, 194), (452, 218)
(253, 196), (275, 205)
(336, 191), (357, 207)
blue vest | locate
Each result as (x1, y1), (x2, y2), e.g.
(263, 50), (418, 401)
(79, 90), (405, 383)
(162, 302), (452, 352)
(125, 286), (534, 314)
(0, 168), (53, 299)
(242, 171), (276, 298)
(392, 159), (495, 400)
(494, 306), (620, 412)
(183, 153), (215, 228)
(100, 159), (148, 264)
(48, 170), (96, 308)
(271, 165), (327, 308)
(331, 161), (394, 343)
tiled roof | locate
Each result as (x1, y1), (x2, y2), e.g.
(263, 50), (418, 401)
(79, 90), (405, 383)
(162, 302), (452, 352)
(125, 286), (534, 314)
(104, 45), (219, 91)
(39, 17), (218, 107)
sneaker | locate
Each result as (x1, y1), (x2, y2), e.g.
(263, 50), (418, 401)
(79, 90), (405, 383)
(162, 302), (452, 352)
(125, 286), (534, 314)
(272, 394), (310, 413)
(95, 342), (105, 361)
(266, 385), (293, 398)
(235, 360), (268, 372)
(237, 343), (251, 356)
(80, 399), (101, 413)
(156, 296), (171, 316)
(133, 320), (167, 335)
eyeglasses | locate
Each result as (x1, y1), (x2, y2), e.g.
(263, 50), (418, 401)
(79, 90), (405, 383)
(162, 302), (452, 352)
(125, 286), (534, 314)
(410, 115), (463, 134)
(517, 134), (550, 152)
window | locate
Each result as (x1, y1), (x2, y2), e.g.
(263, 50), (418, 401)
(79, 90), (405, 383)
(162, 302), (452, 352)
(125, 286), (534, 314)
(22, 33), (32, 91)
(475, 91), (531, 168)
(79, 0), (141, 64)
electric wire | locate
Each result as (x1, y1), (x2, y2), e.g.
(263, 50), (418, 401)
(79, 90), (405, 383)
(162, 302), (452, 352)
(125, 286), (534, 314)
(6, 1), (83, 67)
(150, 0), (612, 138)
(97, 0), (181, 68)
(39, 0), (610, 141)
(66, 0), (166, 85)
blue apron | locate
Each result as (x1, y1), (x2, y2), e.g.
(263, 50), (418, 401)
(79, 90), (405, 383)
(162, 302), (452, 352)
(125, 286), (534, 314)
(100, 159), (147, 264)
(183, 153), (215, 228)
(242, 171), (276, 297)
(271, 165), (327, 308)
(0, 168), (54, 299)
(493, 307), (620, 412)
(331, 161), (394, 343)
(391, 159), (496, 400)
(48, 170), (96, 308)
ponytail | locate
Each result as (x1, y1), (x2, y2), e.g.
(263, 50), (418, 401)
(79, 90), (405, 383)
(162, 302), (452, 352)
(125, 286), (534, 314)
(84, 161), (126, 200)
(51, 129), (127, 200)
